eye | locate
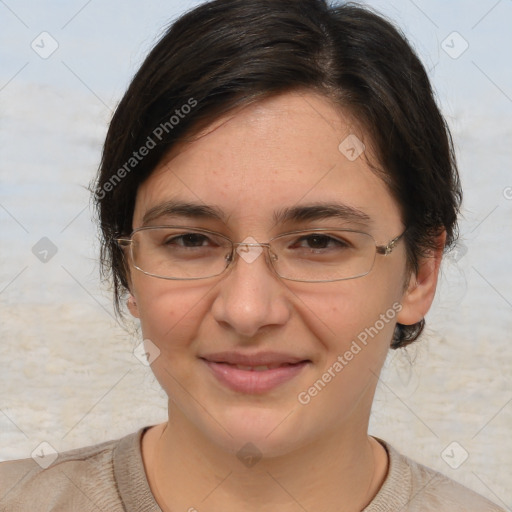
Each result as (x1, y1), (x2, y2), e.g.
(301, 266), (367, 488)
(292, 234), (351, 250)
(165, 233), (213, 248)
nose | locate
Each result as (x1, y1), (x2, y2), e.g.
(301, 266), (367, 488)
(210, 241), (291, 338)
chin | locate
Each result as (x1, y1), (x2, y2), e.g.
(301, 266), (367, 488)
(197, 403), (313, 459)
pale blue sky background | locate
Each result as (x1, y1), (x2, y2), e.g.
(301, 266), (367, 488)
(2, 0), (512, 106)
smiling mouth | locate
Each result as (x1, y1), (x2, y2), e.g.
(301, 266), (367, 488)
(200, 358), (311, 394)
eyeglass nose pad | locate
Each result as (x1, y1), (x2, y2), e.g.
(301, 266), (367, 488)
(225, 244), (278, 268)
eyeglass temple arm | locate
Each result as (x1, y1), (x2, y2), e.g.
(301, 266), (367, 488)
(376, 232), (405, 255)
(115, 238), (132, 247)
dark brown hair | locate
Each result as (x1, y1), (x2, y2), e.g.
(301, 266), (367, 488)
(93, 0), (462, 348)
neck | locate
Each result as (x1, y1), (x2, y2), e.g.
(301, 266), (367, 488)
(142, 405), (389, 512)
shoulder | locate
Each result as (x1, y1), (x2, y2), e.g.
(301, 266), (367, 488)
(0, 430), (143, 512)
(367, 439), (506, 512)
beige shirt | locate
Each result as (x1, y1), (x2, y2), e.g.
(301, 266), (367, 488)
(0, 427), (505, 511)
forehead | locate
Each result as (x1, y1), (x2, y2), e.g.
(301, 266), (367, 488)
(133, 91), (402, 234)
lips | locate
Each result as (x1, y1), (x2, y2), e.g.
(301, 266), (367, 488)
(200, 351), (309, 367)
(232, 363), (295, 371)
(200, 352), (311, 394)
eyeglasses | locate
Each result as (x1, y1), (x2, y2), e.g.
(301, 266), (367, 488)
(116, 226), (405, 283)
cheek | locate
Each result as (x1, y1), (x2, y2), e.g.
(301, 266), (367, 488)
(294, 285), (400, 425)
(297, 269), (402, 350)
(132, 279), (219, 400)
(133, 277), (213, 353)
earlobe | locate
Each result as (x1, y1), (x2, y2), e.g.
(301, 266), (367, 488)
(127, 293), (140, 318)
(396, 233), (446, 326)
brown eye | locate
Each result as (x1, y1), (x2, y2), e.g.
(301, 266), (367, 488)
(165, 233), (212, 247)
(293, 234), (350, 250)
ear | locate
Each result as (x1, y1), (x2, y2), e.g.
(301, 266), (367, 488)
(127, 293), (140, 319)
(396, 232), (446, 326)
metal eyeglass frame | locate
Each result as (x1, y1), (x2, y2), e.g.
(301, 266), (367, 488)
(116, 226), (406, 283)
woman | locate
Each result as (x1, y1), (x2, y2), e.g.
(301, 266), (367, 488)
(0, 0), (505, 510)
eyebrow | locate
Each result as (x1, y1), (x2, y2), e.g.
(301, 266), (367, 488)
(273, 203), (371, 226)
(141, 199), (371, 227)
(142, 200), (227, 225)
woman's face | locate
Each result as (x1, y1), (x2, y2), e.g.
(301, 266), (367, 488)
(128, 91), (423, 456)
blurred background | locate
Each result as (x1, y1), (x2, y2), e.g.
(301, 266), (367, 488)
(0, 0), (511, 508)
